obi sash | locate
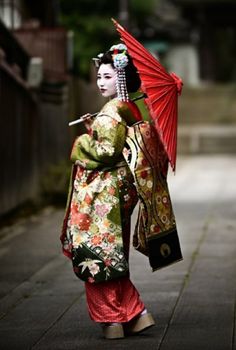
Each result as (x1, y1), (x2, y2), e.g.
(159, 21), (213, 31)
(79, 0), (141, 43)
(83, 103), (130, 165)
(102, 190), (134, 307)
(123, 121), (183, 270)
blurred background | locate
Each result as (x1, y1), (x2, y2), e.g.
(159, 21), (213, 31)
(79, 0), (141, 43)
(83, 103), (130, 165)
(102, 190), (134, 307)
(0, 0), (236, 219)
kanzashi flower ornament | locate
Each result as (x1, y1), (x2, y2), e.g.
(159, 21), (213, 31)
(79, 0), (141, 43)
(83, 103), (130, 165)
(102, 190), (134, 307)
(110, 44), (129, 101)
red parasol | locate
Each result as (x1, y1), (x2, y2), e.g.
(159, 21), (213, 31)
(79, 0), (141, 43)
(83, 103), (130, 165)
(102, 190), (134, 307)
(112, 19), (183, 171)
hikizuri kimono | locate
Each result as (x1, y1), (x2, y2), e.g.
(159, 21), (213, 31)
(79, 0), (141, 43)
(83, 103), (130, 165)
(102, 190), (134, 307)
(60, 97), (182, 323)
(61, 96), (182, 282)
(61, 98), (143, 283)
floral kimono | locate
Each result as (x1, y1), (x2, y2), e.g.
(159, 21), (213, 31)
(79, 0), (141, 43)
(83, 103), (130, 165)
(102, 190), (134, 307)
(61, 97), (182, 287)
(61, 96), (183, 323)
(61, 98), (142, 283)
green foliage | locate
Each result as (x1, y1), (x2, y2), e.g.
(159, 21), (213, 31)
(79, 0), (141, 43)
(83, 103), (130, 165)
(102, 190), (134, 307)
(130, 0), (156, 22)
(59, 0), (156, 78)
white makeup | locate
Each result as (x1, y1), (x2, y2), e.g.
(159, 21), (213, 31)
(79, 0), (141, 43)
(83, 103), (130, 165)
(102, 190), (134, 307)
(97, 64), (117, 98)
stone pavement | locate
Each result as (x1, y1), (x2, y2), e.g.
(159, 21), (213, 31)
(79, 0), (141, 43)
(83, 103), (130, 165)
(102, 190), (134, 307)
(0, 156), (235, 350)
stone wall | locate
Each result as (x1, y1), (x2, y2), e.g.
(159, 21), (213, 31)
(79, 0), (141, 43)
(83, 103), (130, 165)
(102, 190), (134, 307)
(178, 85), (236, 154)
(178, 85), (236, 125)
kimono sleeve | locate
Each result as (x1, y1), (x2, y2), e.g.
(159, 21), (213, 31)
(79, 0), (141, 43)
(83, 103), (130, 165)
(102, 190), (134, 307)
(70, 107), (127, 170)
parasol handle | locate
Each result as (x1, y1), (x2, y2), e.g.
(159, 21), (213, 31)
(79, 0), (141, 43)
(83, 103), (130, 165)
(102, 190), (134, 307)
(68, 113), (98, 126)
(68, 95), (146, 126)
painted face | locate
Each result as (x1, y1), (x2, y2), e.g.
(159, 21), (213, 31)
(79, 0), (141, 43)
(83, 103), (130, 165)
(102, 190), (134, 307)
(97, 63), (117, 98)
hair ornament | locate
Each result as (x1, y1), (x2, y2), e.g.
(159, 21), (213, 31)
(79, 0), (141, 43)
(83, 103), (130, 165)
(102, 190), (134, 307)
(110, 43), (127, 52)
(109, 44), (129, 101)
(110, 44), (129, 70)
(92, 52), (104, 68)
(113, 52), (129, 70)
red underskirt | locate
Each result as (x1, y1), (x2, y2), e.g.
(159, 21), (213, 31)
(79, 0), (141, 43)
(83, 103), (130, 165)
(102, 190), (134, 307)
(85, 276), (145, 323)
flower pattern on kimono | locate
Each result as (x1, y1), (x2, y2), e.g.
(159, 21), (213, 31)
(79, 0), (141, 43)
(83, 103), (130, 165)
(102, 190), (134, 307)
(124, 194), (130, 202)
(95, 203), (111, 217)
(161, 215), (168, 224)
(117, 167), (127, 177)
(147, 180), (153, 189)
(71, 201), (79, 216)
(99, 104), (122, 123)
(102, 245), (114, 255)
(144, 128), (151, 138)
(79, 259), (102, 276)
(140, 170), (148, 179)
(150, 224), (161, 233)
(91, 235), (102, 246)
(90, 177), (111, 193)
(104, 258), (112, 266)
(89, 264), (100, 276)
(107, 234), (116, 244)
(73, 184), (87, 201)
(108, 194), (119, 206)
(139, 178), (146, 186)
(162, 195), (169, 207)
(71, 212), (91, 231)
(84, 193), (93, 204)
(108, 186), (116, 195)
(123, 147), (131, 159)
(99, 222), (111, 234)
(73, 231), (87, 248)
(96, 141), (115, 156)
(93, 115), (114, 129)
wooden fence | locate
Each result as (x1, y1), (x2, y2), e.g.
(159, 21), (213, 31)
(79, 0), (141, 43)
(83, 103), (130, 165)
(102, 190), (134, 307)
(0, 62), (39, 215)
(13, 27), (69, 82)
(0, 62), (71, 216)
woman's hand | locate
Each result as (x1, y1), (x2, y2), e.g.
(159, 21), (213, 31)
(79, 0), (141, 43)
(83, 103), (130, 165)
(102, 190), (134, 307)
(81, 113), (93, 131)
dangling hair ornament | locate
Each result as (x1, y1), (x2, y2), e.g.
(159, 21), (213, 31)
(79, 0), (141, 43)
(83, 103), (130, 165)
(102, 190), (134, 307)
(110, 44), (129, 102)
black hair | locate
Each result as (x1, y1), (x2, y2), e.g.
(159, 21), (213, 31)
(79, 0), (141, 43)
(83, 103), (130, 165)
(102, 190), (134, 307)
(98, 49), (141, 93)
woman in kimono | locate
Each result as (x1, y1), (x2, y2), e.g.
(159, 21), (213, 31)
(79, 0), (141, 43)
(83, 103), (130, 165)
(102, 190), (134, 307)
(60, 44), (155, 339)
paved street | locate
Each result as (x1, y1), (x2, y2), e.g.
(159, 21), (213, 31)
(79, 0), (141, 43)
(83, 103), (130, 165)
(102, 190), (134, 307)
(0, 156), (236, 350)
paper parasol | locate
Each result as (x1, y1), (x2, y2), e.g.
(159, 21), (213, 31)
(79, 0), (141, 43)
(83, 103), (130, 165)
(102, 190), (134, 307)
(112, 18), (183, 171)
